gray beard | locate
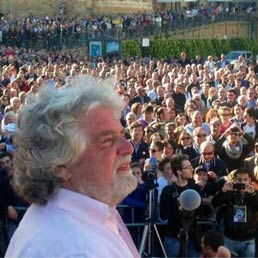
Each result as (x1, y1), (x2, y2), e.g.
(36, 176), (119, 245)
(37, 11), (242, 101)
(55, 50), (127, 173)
(80, 173), (137, 207)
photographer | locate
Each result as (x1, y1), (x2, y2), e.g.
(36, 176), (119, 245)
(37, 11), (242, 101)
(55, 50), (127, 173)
(212, 169), (258, 257)
(214, 123), (255, 172)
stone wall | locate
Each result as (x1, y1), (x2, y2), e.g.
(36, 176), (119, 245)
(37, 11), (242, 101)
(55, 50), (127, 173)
(0, 0), (154, 17)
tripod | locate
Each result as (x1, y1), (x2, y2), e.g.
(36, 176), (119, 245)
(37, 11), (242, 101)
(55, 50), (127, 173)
(139, 185), (167, 257)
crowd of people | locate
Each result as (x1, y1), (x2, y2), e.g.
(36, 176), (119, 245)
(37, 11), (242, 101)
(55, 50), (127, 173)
(0, 3), (255, 49)
(1, 41), (258, 257)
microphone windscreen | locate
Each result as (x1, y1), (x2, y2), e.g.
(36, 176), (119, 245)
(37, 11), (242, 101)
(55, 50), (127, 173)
(179, 189), (201, 211)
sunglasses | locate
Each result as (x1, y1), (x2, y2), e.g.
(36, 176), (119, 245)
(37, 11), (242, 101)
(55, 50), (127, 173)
(149, 148), (159, 153)
(182, 137), (190, 140)
(202, 152), (214, 156)
(196, 134), (207, 138)
(231, 132), (241, 136)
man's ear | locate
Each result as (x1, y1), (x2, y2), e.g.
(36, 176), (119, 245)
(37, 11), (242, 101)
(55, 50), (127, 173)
(53, 165), (71, 181)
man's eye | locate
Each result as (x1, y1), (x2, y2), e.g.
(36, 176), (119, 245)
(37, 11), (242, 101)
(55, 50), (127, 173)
(101, 136), (114, 147)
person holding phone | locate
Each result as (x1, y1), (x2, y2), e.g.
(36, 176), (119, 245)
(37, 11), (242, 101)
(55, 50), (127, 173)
(212, 169), (258, 257)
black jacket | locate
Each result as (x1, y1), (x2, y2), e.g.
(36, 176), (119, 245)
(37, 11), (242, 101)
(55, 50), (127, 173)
(212, 190), (258, 241)
(129, 139), (149, 163)
(191, 156), (228, 178)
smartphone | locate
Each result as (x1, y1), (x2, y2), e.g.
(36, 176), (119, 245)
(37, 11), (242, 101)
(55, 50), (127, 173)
(233, 183), (245, 191)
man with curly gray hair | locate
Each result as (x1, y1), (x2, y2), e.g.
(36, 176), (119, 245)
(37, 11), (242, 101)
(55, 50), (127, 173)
(5, 76), (139, 258)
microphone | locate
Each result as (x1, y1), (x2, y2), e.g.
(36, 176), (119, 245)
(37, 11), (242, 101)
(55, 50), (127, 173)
(179, 189), (201, 211)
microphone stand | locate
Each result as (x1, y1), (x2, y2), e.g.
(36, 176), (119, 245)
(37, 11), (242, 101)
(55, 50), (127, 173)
(177, 210), (195, 258)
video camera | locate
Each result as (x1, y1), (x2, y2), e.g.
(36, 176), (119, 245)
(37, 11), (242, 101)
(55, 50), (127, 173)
(142, 157), (158, 190)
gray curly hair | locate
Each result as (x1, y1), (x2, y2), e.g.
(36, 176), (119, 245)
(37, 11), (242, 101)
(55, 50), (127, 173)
(13, 76), (124, 205)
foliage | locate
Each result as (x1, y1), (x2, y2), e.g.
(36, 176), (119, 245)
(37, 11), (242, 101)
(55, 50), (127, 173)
(122, 38), (258, 60)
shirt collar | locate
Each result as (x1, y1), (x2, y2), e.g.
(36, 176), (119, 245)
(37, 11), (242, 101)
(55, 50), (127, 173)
(47, 188), (113, 224)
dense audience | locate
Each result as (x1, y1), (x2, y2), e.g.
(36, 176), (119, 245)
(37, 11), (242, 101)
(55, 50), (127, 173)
(1, 34), (258, 257)
(0, 2), (256, 48)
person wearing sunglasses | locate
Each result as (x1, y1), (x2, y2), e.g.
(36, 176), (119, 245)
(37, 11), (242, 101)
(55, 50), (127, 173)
(191, 141), (228, 182)
(192, 127), (208, 157)
(215, 123), (255, 173)
(218, 106), (233, 134)
(178, 130), (199, 160)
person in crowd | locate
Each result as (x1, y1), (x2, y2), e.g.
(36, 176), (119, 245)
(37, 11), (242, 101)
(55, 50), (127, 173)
(138, 104), (154, 129)
(218, 106), (233, 134)
(143, 126), (156, 144)
(128, 120), (149, 165)
(0, 152), (28, 239)
(201, 230), (231, 258)
(217, 87), (227, 103)
(157, 157), (175, 203)
(191, 141), (228, 180)
(131, 102), (142, 119)
(192, 93), (208, 115)
(129, 86), (150, 106)
(192, 127), (208, 157)
(184, 110), (210, 136)
(205, 109), (219, 124)
(124, 112), (137, 139)
(161, 139), (176, 159)
(243, 140), (258, 180)
(122, 162), (146, 223)
(177, 51), (191, 68)
(5, 77), (140, 257)
(193, 165), (216, 206)
(246, 87), (256, 108)
(178, 130), (199, 160)
(231, 104), (245, 126)
(147, 140), (164, 162)
(206, 87), (218, 108)
(212, 169), (258, 258)
(220, 89), (237, 109)
(149, 107), (170, 137)
(160, 154), (201, 258)
(242, 107), (258, 140)
(172, 82), (186, 113)
(206, 118), (222, 144)
(215, 123), (255, 172)
(237, 94), (248, 109)
(175, 113), (188, 128)
(120, 93), (131, 127)
(217, 54), (230, 69)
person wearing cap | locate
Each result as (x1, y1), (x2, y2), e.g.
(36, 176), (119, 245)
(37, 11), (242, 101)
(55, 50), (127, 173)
(193, 165), (216, 206)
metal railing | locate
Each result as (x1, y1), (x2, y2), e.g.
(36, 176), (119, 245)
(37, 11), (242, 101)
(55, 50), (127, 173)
(0, 12), (255, 51)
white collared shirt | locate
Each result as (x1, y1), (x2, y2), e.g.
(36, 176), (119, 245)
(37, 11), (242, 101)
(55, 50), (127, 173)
(5, 188), (140, 258)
